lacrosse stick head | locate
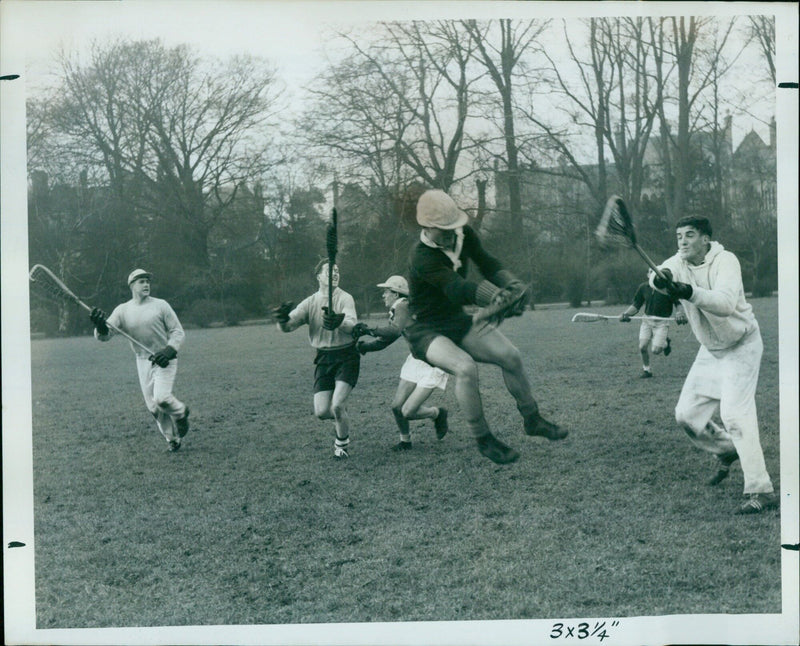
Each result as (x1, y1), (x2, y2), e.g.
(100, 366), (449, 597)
(326, 208), (338, 265)
(29, 264), (83, 306)
(595, 195), (636, 249)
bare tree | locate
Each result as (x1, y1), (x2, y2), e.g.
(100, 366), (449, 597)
(302, 21), (482, 193)
(748, 16), (775, 84)
(46, 39), (282, 273)
(463, 18), (549, 248)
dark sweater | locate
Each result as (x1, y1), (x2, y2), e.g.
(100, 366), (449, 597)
(408, 225), (504, 327)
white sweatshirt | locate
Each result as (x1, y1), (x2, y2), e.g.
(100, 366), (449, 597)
(654, 241), (757, 352)
(96, 296), (185, 358)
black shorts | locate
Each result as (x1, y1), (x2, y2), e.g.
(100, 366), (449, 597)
(313, 344), (360, 393)
(404, 312), (473, 361)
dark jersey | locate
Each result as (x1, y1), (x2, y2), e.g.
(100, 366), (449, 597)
(632, 282), (675, 318)
(408, 225), (504, 328)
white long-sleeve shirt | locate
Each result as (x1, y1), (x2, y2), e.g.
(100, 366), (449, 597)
(287, 287), (357, 349)
(96, 296), (185, 358)
(653, 241), (757, 352)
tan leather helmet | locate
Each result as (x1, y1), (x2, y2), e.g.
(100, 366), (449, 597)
(416, 190), (468, 229)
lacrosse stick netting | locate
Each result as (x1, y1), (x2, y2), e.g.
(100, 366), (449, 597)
(595, 195), (668, 282)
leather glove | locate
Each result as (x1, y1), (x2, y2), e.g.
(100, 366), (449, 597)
(620, 312), (631, 322)
(356, 339), (369, 355)
(474, 280), (505, 307)
(351, 322), (374, 340)
(666, 281), (693, 300)
(272, 301), (295, 324)
(322, 307), (345, 330)
(652, 268), (673, 290)
(90, 308), (109, 335)
(150, 345), (178, 367)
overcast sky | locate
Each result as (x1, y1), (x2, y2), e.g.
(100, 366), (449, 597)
(10, 0), (784, 149)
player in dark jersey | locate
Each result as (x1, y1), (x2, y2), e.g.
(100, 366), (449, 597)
(404, 189), (567, 465)
(620, 271), (687, 377)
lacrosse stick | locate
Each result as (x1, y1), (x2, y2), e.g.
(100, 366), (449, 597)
(473, 284), (530, 326)
(326, 208), (338, 312)
(595, 195), (668, 282)
(571, 312), (675, 323)
(29, 264), (155, 355)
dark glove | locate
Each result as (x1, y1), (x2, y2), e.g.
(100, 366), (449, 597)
(620, 312), (631, 322)
(90, 307), (109, 335)
(652, 268), (673, 290)
(272, 301), (295, 324)
(665, 281), (693, 300)
(322, 307), (345, 330)
(351, 322), (374, 340)
(150, 345), (178, 367)
(356, 339), (369, 355)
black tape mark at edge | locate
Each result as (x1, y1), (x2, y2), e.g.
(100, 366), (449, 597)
(8, 541), (26, 548)
(780, 543), (799, 551)
(777, 82), (798, 89)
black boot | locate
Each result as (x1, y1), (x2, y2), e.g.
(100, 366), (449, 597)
(476, 433), (520, 464)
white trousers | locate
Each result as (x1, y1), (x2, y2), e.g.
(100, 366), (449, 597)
(674, 326), (773, 494)
(135, 357), (186, 442)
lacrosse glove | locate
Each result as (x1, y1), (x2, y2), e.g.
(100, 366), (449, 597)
(620, 312), (632, 322)
(90, 308), (110, 335)
(151, 345), (178, 368)
(272, 301), (295, 324)
(666, 281), (693, 300)
(652, 268), (673, 289)
(351, 322), (374, 340)
(322, 307), (345, 330)
(356, 339), (369, 355)
(474, 280), (505, 307)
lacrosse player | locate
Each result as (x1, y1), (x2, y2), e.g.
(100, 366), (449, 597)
(354, 275), (449, 451)
(274, 259), (359, 458)
(404, 189), (566, 465)
(652, 216), (777, 514)
(89, 269), (190, 452)
(620, 270), (687, 378)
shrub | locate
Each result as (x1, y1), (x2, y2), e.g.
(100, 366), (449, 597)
(752, 277), (776, 298)
(223, 302), (247, 326)
(30, 306), (59, 336)
(186, 299), (221, 328)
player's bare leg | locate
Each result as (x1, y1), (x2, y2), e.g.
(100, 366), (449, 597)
(390, 383), (443, 450)
(400, 385), (438, 422)
(314, 387), (351, 457)
(461, 325), (566, 440)
(425, 335), (518, 464)
(331, 380), (353, 456)
(390, 380), (415, 447)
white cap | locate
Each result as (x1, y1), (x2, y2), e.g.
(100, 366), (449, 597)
(416, 190), (469, 229)
(128, 268), (151, 285)
(376, 275), (409, 295)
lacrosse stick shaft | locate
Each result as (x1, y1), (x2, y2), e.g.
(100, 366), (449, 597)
(29, 264), (155, 355)
(327, 208), (338, 312)
(632, 244), (668, 282)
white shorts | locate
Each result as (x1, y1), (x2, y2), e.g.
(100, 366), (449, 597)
(639, 316), (670, 350)
(399, 354), (449, 390)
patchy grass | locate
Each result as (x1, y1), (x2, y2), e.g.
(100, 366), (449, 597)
(30, 298), (781, 628)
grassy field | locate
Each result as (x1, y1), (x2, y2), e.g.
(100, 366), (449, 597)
(29, 298), (782, 629)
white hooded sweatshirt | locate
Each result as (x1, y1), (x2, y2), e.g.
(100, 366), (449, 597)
(654, 241), (757, 353)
